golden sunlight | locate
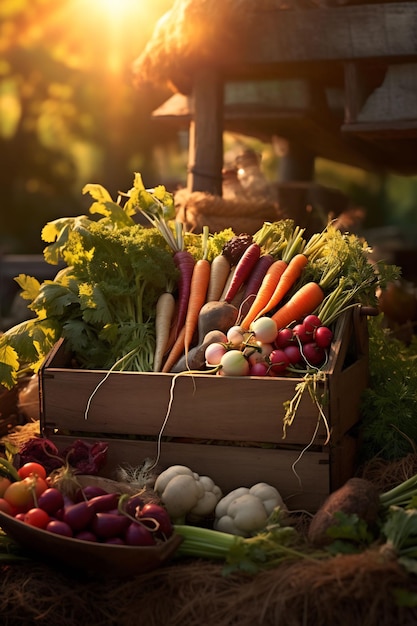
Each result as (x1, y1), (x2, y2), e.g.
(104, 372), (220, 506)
(66, 0), (166, 73)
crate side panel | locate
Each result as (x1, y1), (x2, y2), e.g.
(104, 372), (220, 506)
(49, 435), (330, 512)
(330, 432), (360, 493)
(327, 354), (369, 440)
(41, 369), (331, 445)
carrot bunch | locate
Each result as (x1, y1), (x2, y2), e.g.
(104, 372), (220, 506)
(162, 227), (212, 372)
(239, 226), (307, 329)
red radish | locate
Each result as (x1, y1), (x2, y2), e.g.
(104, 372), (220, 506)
(303, 314), (322, 334)
(284, 344), (302, 365)
(240, 259), (287, 329)
(249, 361), (269, 377)
(268, 349), (290, 375)
(206, 254), (231, 302)
(239, 253), (275, 319)
(302, 342), (326, 366)
(293, 323), (310, 344)
(271, 282), (325, 330)
(315, 325), (333, 349)
(153, 290), (176, 372)
(223, 243), (261, 304)
(275, 327), (294, 348)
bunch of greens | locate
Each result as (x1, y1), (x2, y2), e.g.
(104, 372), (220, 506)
(360, 316), (417, 461)
(0, 177), (181, 388)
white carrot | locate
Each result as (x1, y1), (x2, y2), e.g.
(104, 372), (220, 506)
(153, 291), (176, 372)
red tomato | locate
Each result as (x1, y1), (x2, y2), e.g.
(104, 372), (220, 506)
(0, 497), (15, 516)
(24, 507), (50, 529)
(18, 462), (47, 480)
(0, 476), (12, 498)
(3, 476), (48, 512)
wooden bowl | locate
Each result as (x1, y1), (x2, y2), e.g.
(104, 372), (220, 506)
(0, 511), (182, 578)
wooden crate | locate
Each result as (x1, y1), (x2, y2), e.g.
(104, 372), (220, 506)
(39, 308), (369, 512)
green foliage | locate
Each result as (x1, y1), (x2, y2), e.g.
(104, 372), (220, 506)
(0, 179), (180, 386)
(324, 512), (375, 555)
(360, 317), (417, 461)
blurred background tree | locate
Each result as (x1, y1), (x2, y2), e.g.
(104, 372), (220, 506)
(1, 0), (417, 260)
(0, 0), (176, 254)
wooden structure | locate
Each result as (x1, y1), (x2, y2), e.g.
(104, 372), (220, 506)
(134, 1), (417, 201)
(40, 309), (369, 513)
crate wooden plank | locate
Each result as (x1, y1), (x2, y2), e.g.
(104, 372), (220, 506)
(49, 435), (331, 512)
(40, 309), (369, 512)
(40, 310), (368, 447)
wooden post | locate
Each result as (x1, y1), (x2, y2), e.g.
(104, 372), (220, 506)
(277, 141), (315, 183)
(187, 68), (224, 195)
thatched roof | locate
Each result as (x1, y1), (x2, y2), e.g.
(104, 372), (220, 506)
(133, 0), (396, 93)
(133, 0), (252, 93)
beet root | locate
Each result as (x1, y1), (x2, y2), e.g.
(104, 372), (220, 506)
(308, 477), (381, 547)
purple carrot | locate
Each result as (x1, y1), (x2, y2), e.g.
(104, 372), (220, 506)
(173, 250), (195, 336)
(239, 253), (275, 319)
(223, 242), (261, 304)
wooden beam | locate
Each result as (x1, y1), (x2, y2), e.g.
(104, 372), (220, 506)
(187, 68), (223, 195)
(238, 3), (417, 67)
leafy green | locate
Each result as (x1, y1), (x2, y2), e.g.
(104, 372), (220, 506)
(324, 511), (375, 555)
(0, 179), (181, 387)
(380, 507), (417, 574)
(360, 316), (417, 461)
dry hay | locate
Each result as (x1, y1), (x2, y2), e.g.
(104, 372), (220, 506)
(1, 550), (417, 626)
(2, 426), (417, 624)
(2, 421), (41, 450)
(175, 188), (281, 235)
(360, 453), (417, 492)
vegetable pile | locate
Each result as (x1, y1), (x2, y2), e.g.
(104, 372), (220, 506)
(0, 173), (399, 390)
(0, 456), (173, 547)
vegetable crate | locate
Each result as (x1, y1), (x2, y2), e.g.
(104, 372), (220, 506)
(39, 308), (369, 513)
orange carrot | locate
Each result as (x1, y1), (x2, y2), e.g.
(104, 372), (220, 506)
(270, 282), (325, 330)
(162, 325), (186, 373)
(153, 291), (176, 372)
(183, 258), (211, 367)
(239, 259), (288, 329)
(256, 253), (309, 319)
(206, 254), (231, 302)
